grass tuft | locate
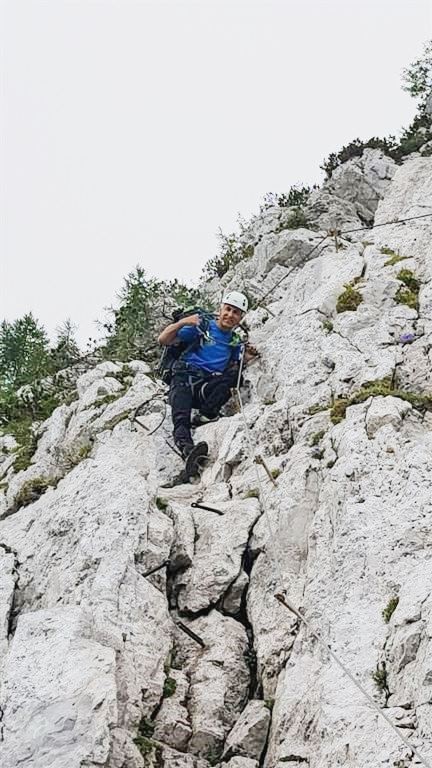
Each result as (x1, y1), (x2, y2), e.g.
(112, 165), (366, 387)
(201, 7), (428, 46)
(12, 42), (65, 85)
(382, 596), (399, 623)
(336, 282), (363, 313)
(329, 378), (432, 425)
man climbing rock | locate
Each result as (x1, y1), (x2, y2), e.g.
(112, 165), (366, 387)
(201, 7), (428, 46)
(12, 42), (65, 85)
(158, 291), (257, 479)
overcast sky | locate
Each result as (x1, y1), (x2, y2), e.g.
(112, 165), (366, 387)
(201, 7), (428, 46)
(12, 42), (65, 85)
(1, 0), (431, 346)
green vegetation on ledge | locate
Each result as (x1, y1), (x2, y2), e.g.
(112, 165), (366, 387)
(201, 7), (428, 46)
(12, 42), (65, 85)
(321, 42), (432, 177)
(336, 282), (363, 313)
(395, 268), (420, 311)
(12, 476), (57, 513)
(381, 247), (409, 267)
(163, 676), (177, 698)
(330, 379), (432, 424)
(371, 661), (390, 697)
(382, 596), (399, 623)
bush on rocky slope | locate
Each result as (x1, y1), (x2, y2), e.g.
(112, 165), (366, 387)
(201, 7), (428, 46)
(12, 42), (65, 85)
(322, 40), (432, 177)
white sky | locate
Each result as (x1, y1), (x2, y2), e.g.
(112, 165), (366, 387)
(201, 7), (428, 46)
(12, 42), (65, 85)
(1, 0), (431, 346)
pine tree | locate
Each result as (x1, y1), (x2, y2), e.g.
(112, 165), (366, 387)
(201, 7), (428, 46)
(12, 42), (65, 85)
(50, 319), (81, 372)
(0, 313), (51, 390)
(102, 266), (164, 362)
(402, 40), (432, 111)
(102, 266), (202, 364)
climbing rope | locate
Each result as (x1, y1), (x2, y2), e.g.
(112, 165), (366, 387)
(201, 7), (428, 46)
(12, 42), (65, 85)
(340, 211), (432, 236)
(131, 392), (167, 435)
(234, 351), (432, 768)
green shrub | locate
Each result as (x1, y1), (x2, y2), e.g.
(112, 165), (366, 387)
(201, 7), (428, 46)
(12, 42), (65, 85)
(395, 286), (419, 311)
(262, 186), (314, 209)
(322, 319), (334, 333)
(263, 397), (276, 406)
(103, 411), (130, 431)
(206, 745), (223, 766)
(107, 365), (134, 386)
(136, 716), (155, 739)
(264, 698), (274, 711)
(163, 676), (177, 698)
(310, 430), (325, 446)
(330, 398), (349, 425)
(101, 266), (203, 365)
(93, 391), (125, 408)
(277, 208), (309, 231)
(245, 488), (259, 499)
(397, 269), (420, 293)
(156, 497), (168, 511)
(11, 423), (38, 473)
(394, 270), (421, 313)
(382, 596), (399, 623)
(202, 228), (254, 280)
(308, 403), (330, 415)
(62, 442), (92, 470)
(321, 136), (400, 178)
(330, 379), (432, 424)
(12, 476), (56, 511)
(271, 468), (281, 479)
(371, 662), (389, 696)
(133, 736), (158, 761)
(383, 252), (408, 267)
(336, 282), (363, 313)
(321, 44), (432, 177)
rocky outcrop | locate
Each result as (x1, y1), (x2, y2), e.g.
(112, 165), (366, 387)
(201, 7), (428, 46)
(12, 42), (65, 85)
(0, 154), (431, 768)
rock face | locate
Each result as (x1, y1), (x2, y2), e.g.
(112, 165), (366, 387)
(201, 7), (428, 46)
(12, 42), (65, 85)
(0, 153), (432, 768)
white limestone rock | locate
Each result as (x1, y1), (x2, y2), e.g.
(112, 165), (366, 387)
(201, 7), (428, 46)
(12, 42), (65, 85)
(224, 758), (259, 768)
(222, 570), (249, 616)
(175, 499), (260, 613)
(175, 611), (250, 757)
(0, 548), (16, 659)
(306, 148), (396, 230)
(153, 669), (192, 751)
(0, 606), (118, 768)
(76, 361), (123, 397)
(1, 139), (431, 768)
(0, 427), (174, 765)
(223, 700), (271, 760)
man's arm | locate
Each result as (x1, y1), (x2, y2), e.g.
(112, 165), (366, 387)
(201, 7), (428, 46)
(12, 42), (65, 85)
(158, 314), (201, 346)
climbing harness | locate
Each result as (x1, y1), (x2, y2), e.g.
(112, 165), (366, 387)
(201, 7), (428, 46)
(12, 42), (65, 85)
(157, 306), (216, 385)
(233, 349), (432, 768)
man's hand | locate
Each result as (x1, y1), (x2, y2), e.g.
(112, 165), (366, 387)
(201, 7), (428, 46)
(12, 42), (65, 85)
(244, 343), (259, 363)
(178, 314), (201, 328)
(158, 314), (201, 345)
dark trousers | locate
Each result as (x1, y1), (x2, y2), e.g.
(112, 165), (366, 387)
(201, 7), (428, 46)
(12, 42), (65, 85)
(169, 364), (239, 451)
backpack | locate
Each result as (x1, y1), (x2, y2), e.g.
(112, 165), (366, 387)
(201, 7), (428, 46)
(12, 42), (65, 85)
(157, 306), (242, 385)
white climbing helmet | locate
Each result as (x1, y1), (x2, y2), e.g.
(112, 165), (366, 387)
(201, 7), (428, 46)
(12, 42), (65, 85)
(222, 290), (248, 313)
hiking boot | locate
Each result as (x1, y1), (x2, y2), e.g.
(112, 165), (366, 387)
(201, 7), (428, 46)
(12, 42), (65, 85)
(185, 441), (209, 478)
(191, 412), (220, 428)
(180, 442), (195, 460)
(160, 469), (190, 488)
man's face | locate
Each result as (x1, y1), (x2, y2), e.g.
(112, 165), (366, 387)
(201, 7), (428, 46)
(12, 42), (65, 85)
(219, 303), (242, 330)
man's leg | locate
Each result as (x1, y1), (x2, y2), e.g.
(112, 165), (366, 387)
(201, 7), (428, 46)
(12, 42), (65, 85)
(169, 373), (194, 455)
(198, 367), (238, 418)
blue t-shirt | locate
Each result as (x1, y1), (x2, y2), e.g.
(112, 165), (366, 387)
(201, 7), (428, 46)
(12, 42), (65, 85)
(177, 318), (241, 373)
